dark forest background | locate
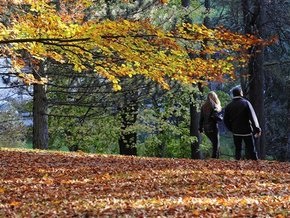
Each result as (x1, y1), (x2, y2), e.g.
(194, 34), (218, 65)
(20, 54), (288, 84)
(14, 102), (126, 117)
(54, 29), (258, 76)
(0, 0), (289, 161)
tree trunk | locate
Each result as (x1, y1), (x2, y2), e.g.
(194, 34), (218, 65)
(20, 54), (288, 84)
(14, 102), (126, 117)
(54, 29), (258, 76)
(189, 0), (210, 159)
(181, 0), (204, 159)
(32, 0), (62, 150)
(287, 79), (290, 161)
(119, 97), (138, 156)
(33, 65), (48, 149)
(242, 0), (266, 159)
(204, 0), (211, 28)
(248, 49), (266, 159)
(190, 102), (201, 159)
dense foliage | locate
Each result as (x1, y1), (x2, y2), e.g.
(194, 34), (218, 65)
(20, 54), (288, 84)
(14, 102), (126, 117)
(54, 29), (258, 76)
(0, 148), (289, 217)
(0, 0), (267, 89)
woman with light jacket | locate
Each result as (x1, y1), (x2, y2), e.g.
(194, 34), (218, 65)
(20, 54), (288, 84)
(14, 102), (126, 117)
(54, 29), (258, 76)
(199, 91), (223, 159)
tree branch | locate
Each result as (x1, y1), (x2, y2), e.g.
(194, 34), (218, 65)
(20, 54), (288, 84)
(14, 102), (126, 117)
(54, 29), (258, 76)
(0, 37), (90, 44)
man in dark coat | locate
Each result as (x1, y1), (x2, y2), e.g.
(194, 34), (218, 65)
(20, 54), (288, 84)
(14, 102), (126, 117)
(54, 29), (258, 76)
(223, 87), (261, 160)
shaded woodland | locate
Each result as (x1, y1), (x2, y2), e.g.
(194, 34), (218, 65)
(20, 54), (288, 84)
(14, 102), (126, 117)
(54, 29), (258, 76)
(0, 0), (289, 161)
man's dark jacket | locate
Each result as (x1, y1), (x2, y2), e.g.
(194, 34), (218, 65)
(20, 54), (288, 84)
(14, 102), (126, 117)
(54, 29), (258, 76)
(223, 97), (261, 135)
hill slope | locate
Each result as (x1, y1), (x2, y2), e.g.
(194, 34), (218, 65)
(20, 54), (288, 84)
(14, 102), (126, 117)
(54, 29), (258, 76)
(0, 148), (289, 217)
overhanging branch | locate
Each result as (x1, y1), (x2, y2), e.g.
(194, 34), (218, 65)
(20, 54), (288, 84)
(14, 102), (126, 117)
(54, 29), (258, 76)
(0, 37), (90, 44)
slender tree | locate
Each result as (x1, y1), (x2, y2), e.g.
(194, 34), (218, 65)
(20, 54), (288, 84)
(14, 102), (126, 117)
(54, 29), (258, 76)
(181, 0), (201, 159)
(242, 0), (266, 159)
(32, 62), (48, 149)
(287, 79), (290, 160)
(118, 90), (138, 155)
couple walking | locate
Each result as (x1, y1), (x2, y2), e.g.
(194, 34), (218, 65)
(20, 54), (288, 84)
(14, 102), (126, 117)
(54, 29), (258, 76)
(199, 87), (261, 160)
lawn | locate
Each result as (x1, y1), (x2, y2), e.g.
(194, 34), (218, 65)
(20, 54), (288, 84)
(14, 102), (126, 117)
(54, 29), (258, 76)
(0, 148), (289, 217)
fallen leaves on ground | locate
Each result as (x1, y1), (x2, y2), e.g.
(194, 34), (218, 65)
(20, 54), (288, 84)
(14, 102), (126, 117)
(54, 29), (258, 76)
(0, 148), (289, 217)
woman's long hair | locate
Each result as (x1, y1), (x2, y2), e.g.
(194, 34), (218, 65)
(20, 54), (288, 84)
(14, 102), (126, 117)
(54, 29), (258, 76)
(203, 91), (222, 112)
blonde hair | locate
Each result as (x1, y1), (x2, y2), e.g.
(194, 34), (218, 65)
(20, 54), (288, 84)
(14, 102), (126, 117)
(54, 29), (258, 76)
(207, 91), (222, 112)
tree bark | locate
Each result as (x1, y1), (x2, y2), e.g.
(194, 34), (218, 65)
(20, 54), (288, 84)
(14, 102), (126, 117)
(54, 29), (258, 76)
(204, 0), (211, 28)
(33, 64), (48, 149)
(118, 94), (138, 156)
(32, 0), (61, 150)
(190, 102), (201, 159)
(287, 79), (290, 161)
(181, 0), (204, 159)
(242, 0), (266, 159)
(189, 0), (210, 159)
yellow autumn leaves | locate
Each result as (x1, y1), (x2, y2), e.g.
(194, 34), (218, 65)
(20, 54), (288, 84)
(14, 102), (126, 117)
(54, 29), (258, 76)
(0, 0), (266, 90)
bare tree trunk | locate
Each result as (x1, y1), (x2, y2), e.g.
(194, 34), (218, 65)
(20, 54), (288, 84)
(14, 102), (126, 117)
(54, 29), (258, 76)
(242, 0), (266, 159)
(32, 0), (62, 150)
(181, 0), (202, 159)
(188, 0), (210, 159)
(119, 93), (138, 156)
(190, 102), (201, 159)
(287, 79), (290, 161)
(33, 64), (48, 149)
(204, 0), (211, 28)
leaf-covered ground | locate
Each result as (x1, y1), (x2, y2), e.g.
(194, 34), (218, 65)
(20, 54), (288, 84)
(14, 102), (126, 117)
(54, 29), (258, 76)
(0, 148), (289, 217)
